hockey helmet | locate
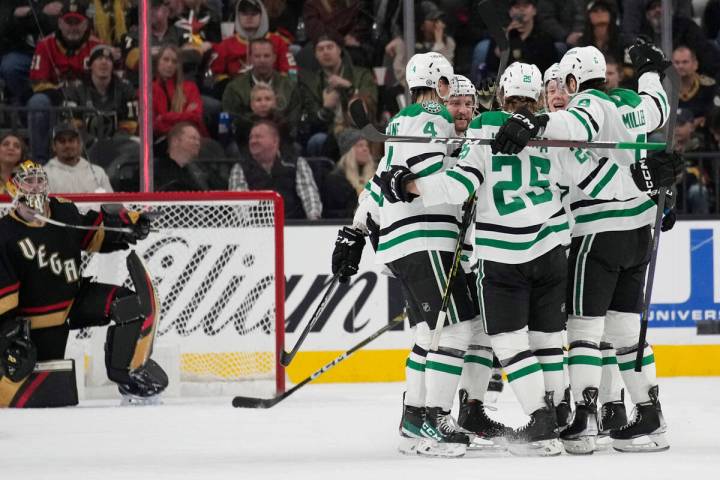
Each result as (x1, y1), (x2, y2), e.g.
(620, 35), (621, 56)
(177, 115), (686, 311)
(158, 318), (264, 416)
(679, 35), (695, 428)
(558, 46), (606, 94)
(450, 74), (477, 98)
(405, 52), (454, 100)
(498, 62), (542, 103)
(543, 63), (561, 87)
(5, 160), (49, 212)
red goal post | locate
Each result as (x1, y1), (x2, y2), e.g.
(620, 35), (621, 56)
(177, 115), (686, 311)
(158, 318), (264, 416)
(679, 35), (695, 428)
(0, 191), (286, 397)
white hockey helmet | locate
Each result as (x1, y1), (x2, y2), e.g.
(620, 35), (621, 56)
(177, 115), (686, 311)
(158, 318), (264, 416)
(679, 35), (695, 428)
(498, 62), (542, 103)
(543, 63), (561, 87)
(450, 74), (477, 98)
(406, 52), (454, 100)
(558, 46), (606, 93)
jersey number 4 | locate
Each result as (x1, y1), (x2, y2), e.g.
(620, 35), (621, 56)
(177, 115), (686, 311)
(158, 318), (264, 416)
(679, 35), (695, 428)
(492, 155), (552, 216)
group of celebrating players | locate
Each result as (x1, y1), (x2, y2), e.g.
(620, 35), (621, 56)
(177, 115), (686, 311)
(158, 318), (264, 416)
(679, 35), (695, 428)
(331, 41), (682, 457)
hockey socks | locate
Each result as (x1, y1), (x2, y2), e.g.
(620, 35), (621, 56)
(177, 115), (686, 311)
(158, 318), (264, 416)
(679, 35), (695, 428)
(425, 348), (465, 411)
(616, 343), (657, 403)
(568, 340), (603, 402)
(599, 340), (624, 404)
(498, 350), (546, 415)
(529, 331), (565, 407)
(405, 344), (427, 408)
(459, 344), (493, 401)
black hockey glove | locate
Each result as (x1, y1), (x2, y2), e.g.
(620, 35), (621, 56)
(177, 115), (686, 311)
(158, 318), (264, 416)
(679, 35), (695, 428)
(331, 226), (366, 284)
(628, 38), (672, 79)
(0, 319), (37, 382)
(630, 151), (683, 192)
(661, 209), (677, 232)
(379, 166), (418, 203)
(477, 77), (498, 112)
(102, 205), (155, 244)
(491, 108), (548, 155)
(366, 213), (380, 252)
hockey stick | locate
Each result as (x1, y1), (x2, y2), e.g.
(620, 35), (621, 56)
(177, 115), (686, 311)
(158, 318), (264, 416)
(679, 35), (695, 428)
(430, 194), (477, 350)
(280, 272), (342, 367)
(635, 66), (680, 372)
(232, 313), (406, 408)
(29, 210), (162, 234)
(478, 0), (510, 79)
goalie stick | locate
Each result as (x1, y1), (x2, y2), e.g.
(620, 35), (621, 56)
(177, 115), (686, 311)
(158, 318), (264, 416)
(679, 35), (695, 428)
(232, 313), (406, 408)
(280, 272), (342, 367)
(635, 65), (680, 372)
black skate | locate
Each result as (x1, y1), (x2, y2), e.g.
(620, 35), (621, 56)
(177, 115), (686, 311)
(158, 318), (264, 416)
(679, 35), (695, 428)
(485, 368), (504, 403)
(118, 359), (168, 405)
(457, 389), (511, 451)
(561, 387), (599, 454)
(612, 386), (669, 453)
(509, 392), (562, 457)
(417, 407), (470, 458)
(556, 387), (572, 433)
(398, 394), (426, 455)
(595, 390), (628, 450)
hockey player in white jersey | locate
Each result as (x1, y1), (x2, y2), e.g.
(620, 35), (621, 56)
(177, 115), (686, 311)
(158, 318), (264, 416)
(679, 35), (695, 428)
(492, 44), (682, 453)
(379, 61), (677, 456)
(333, 53), (482, 458)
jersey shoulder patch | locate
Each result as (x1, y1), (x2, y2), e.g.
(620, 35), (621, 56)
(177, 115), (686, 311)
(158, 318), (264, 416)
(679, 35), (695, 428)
(608, 88), (642, 108)
(478, 110), (510, 127)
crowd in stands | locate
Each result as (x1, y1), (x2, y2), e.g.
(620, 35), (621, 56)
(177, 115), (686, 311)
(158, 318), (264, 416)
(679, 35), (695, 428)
(1, 0), (720, 217)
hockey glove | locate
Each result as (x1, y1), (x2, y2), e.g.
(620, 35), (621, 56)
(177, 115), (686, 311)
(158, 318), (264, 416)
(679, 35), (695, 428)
(630, 151), (682, 192)
(661, 209), (677, 232)
(331, 226), (366, 284)
(0, 319), (37, 382)
(628, 38), (672, 79)
(477, 77), (498, 112)
(366, 213), (380, 252)
(102, 205), (155, 244)
(491, 108), (548, 155)
(379, 166), (418, 203)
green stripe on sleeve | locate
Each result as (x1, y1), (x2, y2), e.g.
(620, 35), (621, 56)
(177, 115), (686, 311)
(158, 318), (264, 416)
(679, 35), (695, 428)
(416, 161), (443, 177)
(446, 169), (476, 196)
(574, 199), (655, 224)
(569, 109), (593, 141)
(589, 163), (619, 198)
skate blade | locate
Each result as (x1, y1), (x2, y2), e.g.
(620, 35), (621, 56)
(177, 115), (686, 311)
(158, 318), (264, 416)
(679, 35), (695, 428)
(466, 436), (509, 456)
(120, 394), (162, 406)
(561, 435), (597, 455)
(509, 438), (562, 457)
(594, 435), (613, 451)
(398, 436), (420, 455)
(416, 438), (466, 458)
(612, 433), (670, 453)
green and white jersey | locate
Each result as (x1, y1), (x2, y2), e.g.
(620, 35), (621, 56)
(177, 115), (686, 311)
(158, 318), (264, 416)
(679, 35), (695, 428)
(364, 101), (460, 265)
(542, 72), (670, 237)
(414, 111), (642, 265)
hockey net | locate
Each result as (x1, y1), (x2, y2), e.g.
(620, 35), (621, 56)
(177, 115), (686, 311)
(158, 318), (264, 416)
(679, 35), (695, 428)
(0, 191), (285, 399)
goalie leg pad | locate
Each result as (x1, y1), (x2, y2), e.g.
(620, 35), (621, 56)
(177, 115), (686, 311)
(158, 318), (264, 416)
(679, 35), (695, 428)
(1, 360), (78, 408)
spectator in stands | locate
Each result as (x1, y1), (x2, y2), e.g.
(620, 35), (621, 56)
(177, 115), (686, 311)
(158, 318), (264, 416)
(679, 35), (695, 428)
(673, 108), (710, 214)
(0, 133), (28, 187)
(175, 0), (221, 49)
(605, 54), (624, 89)
(416, 2), (455, 63)
(536, 0), (585, 46)
(229, 119), (322, 219)
(93, 0), (131, 47)
(673, 45), (718, 127)
(0, 1), (60, 106)
(302, 0), (371, 48)
(155, 121), (222, 191)
(222, 38), (301, 144)
(675, 108), (702, 153)
(472, 0), (558, 82)
(123, 0), (185, 73)
(708, 107), (720, 150)
(45, 122), (113, 193)
(621, 0), (692, 47)
(578, 1), (623, 63)
(298, 33), (377, 157)
(638, 0), (720, 77)
(334, 128), (376, 195)
(152, 44), (207, 137)
(210, 0), (296, 95)
(63, 45), (139, 142)
(703, 0), (720, 47)
(27, 0), (101, 164)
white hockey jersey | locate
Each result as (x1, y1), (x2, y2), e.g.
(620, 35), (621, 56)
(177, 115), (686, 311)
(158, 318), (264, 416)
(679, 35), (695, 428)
(542, 72), (670, 237)
(362, 101), (466, 265)
(414, 110), (643, 265)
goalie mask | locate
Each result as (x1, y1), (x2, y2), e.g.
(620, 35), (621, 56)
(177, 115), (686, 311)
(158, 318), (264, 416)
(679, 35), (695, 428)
(5, 160), (49, 212)
(497, 62), (542, 104)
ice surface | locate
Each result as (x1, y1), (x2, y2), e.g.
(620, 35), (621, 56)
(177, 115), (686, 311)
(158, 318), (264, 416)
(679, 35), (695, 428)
(1, 377), (719, 480)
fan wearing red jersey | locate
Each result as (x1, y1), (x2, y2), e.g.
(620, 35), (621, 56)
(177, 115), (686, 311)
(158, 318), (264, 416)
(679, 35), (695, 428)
(0, 161), (166, 408)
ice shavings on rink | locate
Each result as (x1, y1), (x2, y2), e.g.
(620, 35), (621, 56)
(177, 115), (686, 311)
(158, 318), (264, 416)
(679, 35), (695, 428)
(1, 377), (719, 480)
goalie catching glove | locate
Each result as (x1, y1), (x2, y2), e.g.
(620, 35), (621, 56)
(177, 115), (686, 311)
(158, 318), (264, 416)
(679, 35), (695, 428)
(101, 205), (154, 244)
(491, 107), (548, 155)
(630, 151), (682, 192)
(379, 166), (418, 203)
(331, 227), (366, 283)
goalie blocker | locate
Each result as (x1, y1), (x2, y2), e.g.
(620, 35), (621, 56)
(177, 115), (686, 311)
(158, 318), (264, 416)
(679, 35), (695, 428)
(0, 252), (167, 407)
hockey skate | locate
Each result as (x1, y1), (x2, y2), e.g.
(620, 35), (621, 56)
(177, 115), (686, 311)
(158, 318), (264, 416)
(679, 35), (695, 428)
(484, 368), (504, 404)
(612, 386), (669, 453)
(457, 389), (510, 451)
(555, 387), (572, 433)
(398, 397), (426, 455)
(118, 359), (167, 406)
(508, 393), (562, 457)
(560, 387), (599, 455)
(416, 407), (469, 458)
(595, 391), (628, 450)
